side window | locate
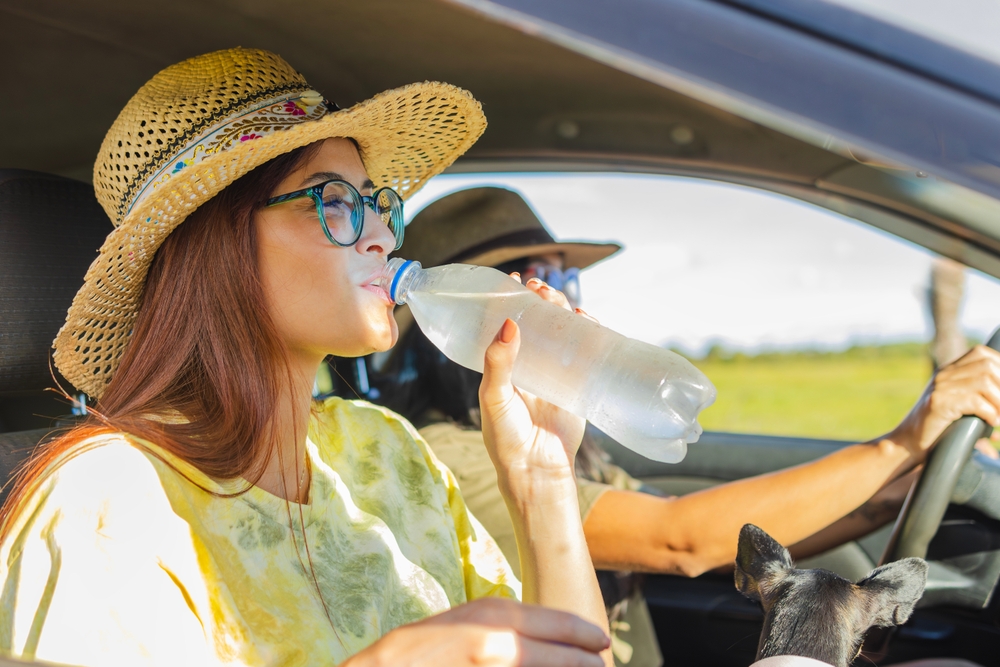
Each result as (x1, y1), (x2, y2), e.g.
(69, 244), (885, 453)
(406, 174), (1000, 442)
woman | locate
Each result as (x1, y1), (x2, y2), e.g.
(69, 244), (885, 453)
(0, 49), (610, 667)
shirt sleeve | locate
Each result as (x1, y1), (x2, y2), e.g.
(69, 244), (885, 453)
(575, 477), (615, 523)
(0, 437), (226, 667)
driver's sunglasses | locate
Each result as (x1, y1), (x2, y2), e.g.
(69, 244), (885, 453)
(265, 179), (405, 250)
(522, 264), (581, 308)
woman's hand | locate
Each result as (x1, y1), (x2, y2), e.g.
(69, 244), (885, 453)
(474, 277), (613, 663)
(343, 598), (609, 667)
(478, 277), (589, 485)
(888, 345), (1000, 462)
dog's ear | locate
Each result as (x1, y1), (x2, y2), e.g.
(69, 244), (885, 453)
(735, 524), (793, 604)
(856, 557), (929, 628)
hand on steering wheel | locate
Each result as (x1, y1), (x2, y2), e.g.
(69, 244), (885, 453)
(882, 330), (1000, 564)
(887, 343), (1000, 463)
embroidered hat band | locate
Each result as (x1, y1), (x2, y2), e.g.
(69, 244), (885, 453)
(127, 89), (332, 218)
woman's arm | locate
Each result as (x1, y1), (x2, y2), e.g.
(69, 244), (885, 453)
(476, 280), (612, 666)
(583, 346), (1000, 576)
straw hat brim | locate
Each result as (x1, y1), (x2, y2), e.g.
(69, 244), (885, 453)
(54, 81), (486, 398)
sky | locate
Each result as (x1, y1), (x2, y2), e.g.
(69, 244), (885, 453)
(403, 173), (1000, 355)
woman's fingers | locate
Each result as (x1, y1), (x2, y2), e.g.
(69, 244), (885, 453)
(464, 599), (609, 652)
(517, 636), (607, 667)
(515, 606), (609, 654)
(360, 619), (604, 667)
(426, 598), (610, 653)
(525, 277), (574, 312)
(480, 319), (521, 411)
(517, 274), (593, 324)
(410, 626), (604, 667)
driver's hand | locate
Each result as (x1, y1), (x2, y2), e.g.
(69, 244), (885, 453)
(889, 345), (1000, 460)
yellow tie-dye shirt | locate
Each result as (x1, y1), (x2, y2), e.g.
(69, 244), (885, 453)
(0, 398), (519, 666)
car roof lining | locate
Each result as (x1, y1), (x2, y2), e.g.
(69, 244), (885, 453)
(2, 0), (999, 278)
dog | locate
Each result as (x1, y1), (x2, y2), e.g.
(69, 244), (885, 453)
(735, 524), (928, 667)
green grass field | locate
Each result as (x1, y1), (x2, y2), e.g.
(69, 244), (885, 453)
(688, 343), (935, 442)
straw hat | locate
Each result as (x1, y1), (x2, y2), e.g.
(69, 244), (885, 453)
(53, 48), (486, 398)
(390, 186), (621, 339)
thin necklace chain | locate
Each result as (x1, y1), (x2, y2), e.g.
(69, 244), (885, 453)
(283, 451), (348, 652)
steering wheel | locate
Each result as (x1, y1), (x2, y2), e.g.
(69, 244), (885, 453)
(880, 326), (1000, 565)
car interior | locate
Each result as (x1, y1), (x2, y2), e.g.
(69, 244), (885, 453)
(1, 0), (1000, 664)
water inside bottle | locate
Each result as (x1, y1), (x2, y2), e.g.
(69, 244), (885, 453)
(393, 260), (716, 463)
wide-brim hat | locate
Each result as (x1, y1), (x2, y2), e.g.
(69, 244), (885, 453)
(398, 186), (620, 270)
(53, 48), (487, 398)
(389, 186), (622, 342)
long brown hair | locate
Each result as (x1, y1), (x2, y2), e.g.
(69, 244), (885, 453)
(0, 141), (322, 537)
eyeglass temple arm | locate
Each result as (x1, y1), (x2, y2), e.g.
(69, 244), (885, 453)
(265, 185), (324, 207)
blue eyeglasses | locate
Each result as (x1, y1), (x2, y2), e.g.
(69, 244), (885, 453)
(266, 179), (405, 250)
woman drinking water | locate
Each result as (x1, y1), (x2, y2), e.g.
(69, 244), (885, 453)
(0, 48), (611, 667)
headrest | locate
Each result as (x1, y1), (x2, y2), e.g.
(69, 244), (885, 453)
(0, 170), (111, 396)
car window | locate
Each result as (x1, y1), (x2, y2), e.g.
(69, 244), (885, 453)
(404, 173), (1000, 442)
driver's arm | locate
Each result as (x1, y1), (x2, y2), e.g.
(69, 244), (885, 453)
(785, 468), (915, 560)
(582, 345), (1000, 577)
(584, 439), (915, 576)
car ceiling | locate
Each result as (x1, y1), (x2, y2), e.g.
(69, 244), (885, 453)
(2, 0), (1000, 278)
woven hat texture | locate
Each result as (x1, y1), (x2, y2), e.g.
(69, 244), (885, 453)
(399, 186), (620, 269)
(54, 48), (486, 398)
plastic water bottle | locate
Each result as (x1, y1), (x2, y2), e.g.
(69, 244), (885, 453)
(380, 258), (716, 463)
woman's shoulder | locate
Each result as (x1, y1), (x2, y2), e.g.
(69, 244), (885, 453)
(2, 432), (183, 551)
(24, 432), (191, 510)
(41, 431), (162, 487)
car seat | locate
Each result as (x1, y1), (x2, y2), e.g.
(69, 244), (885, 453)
(0, 169), (111, 504)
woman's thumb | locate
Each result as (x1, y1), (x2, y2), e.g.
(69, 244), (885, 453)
(480, 319), (520, 405)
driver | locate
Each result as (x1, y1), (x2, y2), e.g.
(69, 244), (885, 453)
(371, 186), (1000, 667)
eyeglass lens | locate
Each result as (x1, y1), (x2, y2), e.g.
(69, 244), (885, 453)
(374, 188), (405, 249)
(320, 182), (404, 249)
(320, 181), (362, 245)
